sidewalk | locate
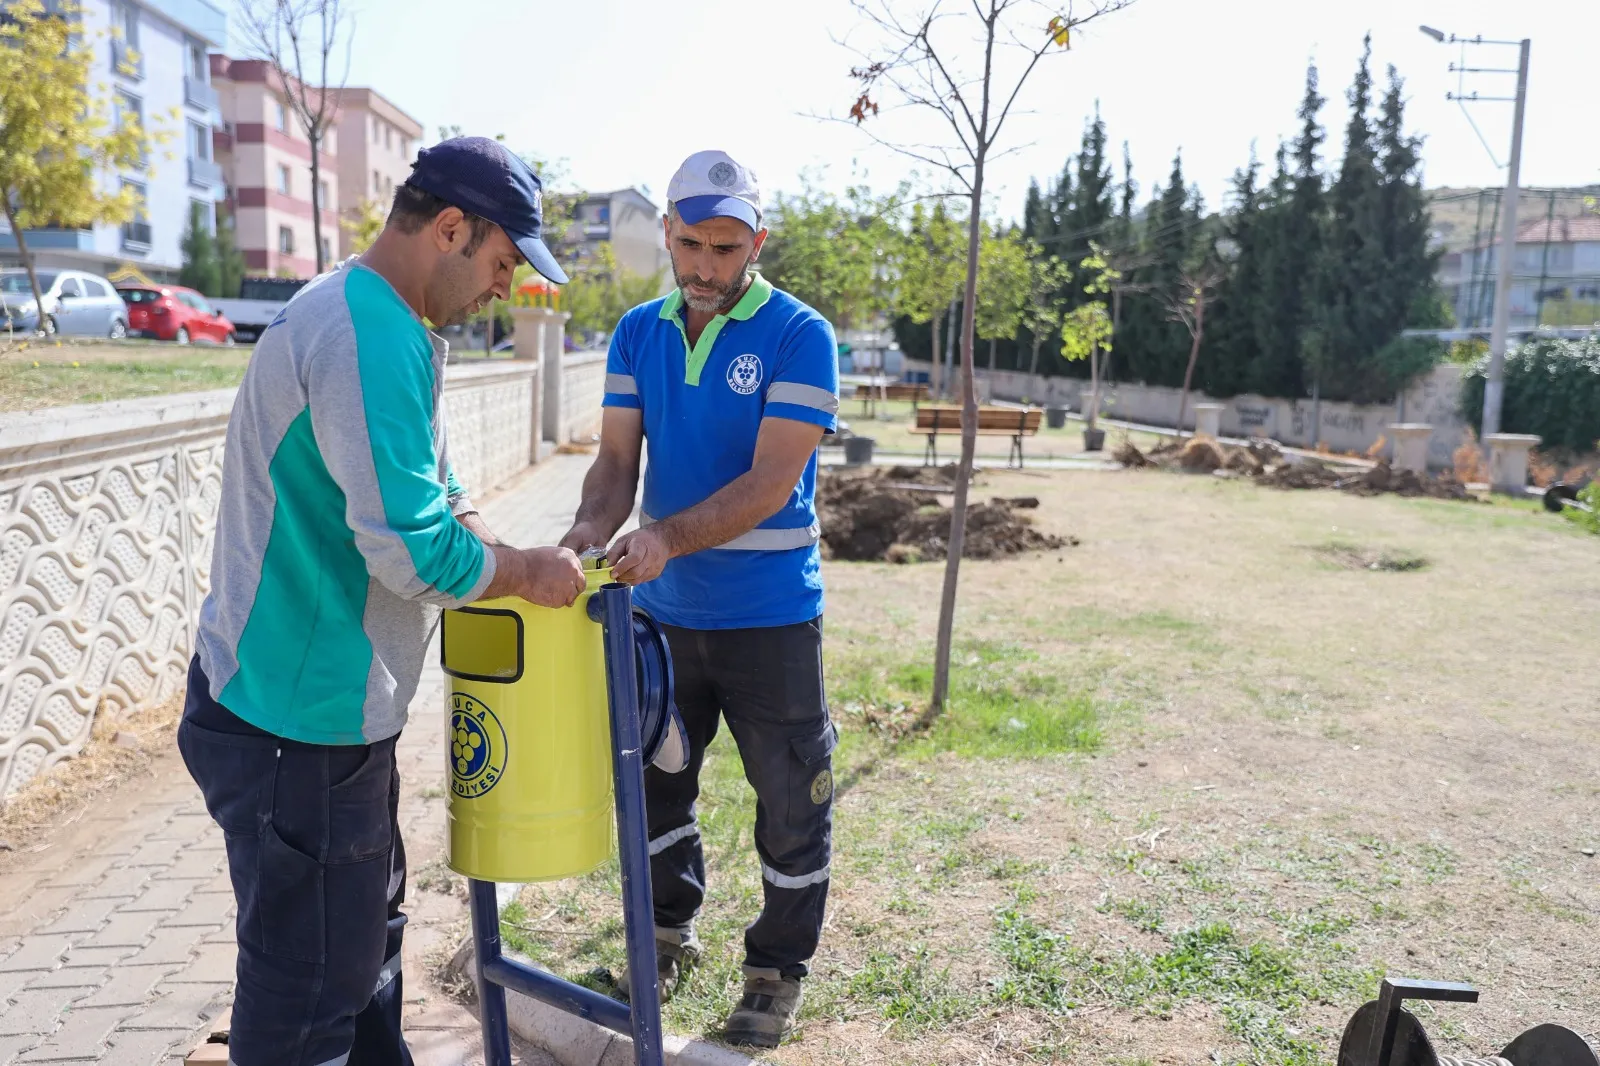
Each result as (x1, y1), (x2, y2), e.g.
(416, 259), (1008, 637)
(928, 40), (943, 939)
(0, 455), (595, 1066)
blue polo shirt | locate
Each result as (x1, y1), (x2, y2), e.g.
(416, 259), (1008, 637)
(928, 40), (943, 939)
(602, 274), (839, 630)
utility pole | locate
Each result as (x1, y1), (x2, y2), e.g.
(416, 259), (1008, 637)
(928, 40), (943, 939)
(1419, 27), (1531, 440)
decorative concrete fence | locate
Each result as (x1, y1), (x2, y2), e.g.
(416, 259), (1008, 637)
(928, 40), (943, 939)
(0, 355), (603, 800)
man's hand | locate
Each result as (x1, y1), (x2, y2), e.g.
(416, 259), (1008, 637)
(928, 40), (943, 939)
(559, 521), (606, 555)
(486, 545), (587, 607)
(608, 527), (673, 586)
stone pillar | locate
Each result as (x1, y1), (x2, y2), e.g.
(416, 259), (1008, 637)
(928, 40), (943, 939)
(1485, 433), (1541, 494)
(1388, 423), (1433, 474)
(1193, 403), (1224, 439)
(510, 307), (552, 461)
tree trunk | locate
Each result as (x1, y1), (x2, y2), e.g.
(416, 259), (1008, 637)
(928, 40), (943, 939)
(1027, 335), (1042, 380)
(1108, 285), (1123, 386)
(987, 335), (996, 370)
(1175, 295), (1207, 436)
(309, 136), (325, 273)
(3, 199), (48, 337)
(942, 293), (958, 399)
(931, 155), (986, 714)
(930, 307), (943, 400)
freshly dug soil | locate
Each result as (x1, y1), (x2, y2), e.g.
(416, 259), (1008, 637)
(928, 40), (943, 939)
(816, 467), (1073, 563)
(1116, 437), (1472, 501)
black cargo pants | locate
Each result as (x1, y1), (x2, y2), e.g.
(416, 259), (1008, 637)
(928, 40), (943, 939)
(645, 618), (836, 979)
(177, 657), (412, 1066)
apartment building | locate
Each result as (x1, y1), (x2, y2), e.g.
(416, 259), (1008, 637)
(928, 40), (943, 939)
(211, 56), (340, 278)
(1438, 215), (1600, 331)
(331, 88), (424, 258)
(0, 0), (228, 280)
(565, 188), (670, 282)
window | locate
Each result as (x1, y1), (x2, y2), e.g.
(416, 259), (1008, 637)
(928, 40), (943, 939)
(85, 278), (114, 298)
(276, 164), (291, 196)
(58, 277), (84, 299)
(188, 40), (207, 81)
(318, 180), (330, 206)
(114, 2), (139, 48)
(373, 168), (381, 195)
(384, 125), (392, 150)
(274, 99), (288, 132)
(278, 226), (295, 255)
(187, 120), (210, 161)
(372, 116), (380, 143)
(115, 89), (143, 132)
(1, 273), (57, 294)
(189, 199), (213, 234)
(320, 236), (331, 263)
(121, 180), (150, 248)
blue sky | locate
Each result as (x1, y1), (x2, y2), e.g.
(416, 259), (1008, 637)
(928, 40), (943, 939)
(267, 0), (1600, 219)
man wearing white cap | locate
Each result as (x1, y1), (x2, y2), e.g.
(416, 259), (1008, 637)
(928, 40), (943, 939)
(561, 150), (839, 1047)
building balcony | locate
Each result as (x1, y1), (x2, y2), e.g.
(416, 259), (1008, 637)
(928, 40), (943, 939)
(582, 223), (611, 240)
(188, 157), (224, 189)
(111, 37), (143, 79)
(184, 76), (219, 111)
(121, 221), (152, 253)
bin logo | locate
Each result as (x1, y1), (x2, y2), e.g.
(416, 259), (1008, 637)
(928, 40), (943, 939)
(450, 693), (508, 799)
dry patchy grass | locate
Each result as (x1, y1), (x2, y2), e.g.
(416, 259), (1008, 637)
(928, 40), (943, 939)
(0, 340), (251, 411)
(477, 469), (1600, 1065)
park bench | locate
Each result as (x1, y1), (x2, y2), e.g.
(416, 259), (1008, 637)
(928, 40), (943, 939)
(854, 382), (931, 404)
(910, 403), (1042, 468)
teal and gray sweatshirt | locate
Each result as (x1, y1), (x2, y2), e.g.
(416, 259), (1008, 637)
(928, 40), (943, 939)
(195, 261), (496, 744)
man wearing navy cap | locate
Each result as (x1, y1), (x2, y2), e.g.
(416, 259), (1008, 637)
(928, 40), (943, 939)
(561, 149), (840, 1047)
(178, 137), (585, 1066)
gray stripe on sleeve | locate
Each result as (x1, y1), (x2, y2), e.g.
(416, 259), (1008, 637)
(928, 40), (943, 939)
(766, 381), (839, 413)
(606, 373), (638, 395)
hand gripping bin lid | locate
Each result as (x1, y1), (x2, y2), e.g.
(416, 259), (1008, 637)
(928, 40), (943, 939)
(441, 555), (686, 883)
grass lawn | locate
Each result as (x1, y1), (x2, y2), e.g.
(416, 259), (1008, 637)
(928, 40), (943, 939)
(842, 395), (1166, 461)
(425, 463), (1600, 1061)
(0, 340), (251, 412)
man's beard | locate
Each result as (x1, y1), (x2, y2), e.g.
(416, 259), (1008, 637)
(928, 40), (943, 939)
(675, 254), (756, 313)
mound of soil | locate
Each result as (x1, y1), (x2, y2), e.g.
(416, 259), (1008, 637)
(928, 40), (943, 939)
(1116, 438), (1472, 501)
(816, 467), (1073, 563)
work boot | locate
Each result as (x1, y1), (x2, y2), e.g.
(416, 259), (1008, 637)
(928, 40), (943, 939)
(723, 967), (803, 1049)
(614, 926), (699, 1003)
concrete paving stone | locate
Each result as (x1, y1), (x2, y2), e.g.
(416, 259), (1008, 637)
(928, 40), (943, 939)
(121, 880), (206, 915)
(160, 942), (233, 985)
(119, 982), (227, 1031)
(81, 910), (166, 950)
(41, 857), (115, 890)
(37, 897), (123, 937)
(122, 839), (186, 870)
(58, 947), (134, 969)
(21, 966), (104, 990)
(146, 814), (213, 844)
(73, 965), (178, 1009)
(0, 984), (92, 1035)
(0, 1035), (42, 1066)
(77, 865), (152, 901)
(15, 1005), (135, 1061)
(124, 927), (208, 967)
(94, 1028), (191, 1066)
(156, 892), (231, 929)
(198, 924), (234, 946)
(151, 852), (223, 882)
(0, 937), (72, 974)
(0, 967), (38, 1009)
(196, 869), (232, 895)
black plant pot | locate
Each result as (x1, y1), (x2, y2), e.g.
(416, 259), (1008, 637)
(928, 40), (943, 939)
(1083, 427), (1106, 452)
(843, 436), (876, 466)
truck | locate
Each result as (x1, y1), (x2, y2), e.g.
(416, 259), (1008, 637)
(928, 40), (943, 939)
(210, 276), (309, 342)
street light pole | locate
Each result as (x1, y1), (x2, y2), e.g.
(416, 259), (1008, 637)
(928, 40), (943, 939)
(1481, 37), (1530, 441)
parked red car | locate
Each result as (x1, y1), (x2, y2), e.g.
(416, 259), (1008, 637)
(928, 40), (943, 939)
(116, 285), (236, 345)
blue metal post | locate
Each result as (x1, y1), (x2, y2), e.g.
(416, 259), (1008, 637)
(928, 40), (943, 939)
(469, 877), (514, 1066)
(596, 582), (666, 1066)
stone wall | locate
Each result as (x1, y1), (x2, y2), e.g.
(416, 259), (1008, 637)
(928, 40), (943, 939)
(561, 351), (607, 444)
(0, 360), (543, 799)
(907, 362), (1469, 469)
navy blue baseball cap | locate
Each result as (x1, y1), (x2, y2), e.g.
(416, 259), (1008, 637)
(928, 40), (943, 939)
(407, 136), (569, 284)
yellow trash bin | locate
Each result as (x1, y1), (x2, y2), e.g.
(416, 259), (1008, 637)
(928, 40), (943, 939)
(442, 558), (616, 883)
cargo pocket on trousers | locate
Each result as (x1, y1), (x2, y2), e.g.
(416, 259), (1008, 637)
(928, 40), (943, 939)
(258, 821), (326, 963)
(790, 722), (839, 812)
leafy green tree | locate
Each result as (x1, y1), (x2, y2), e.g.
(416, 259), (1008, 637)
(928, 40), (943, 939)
(893, 200), (967, 396)
(341, 197), (385, 256)
(179, 203), (222, 296)
(1020, 251), (1071, 380)
(764, 178), (902, 332)
(975, 224), (1031, 369)
(1058, 245), (1118, 428)
(0, 0), (151, 328)
(216, 211), (247, 298)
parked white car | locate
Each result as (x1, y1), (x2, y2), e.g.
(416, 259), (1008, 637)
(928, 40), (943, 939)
(0, 269), (130, 338)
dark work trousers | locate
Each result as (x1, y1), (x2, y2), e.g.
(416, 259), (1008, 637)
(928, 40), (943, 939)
(646, 618), (836, 979)
(177, 656), (413, 1066)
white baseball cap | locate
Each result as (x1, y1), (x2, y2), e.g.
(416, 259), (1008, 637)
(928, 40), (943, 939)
(666, 150), (762, 230)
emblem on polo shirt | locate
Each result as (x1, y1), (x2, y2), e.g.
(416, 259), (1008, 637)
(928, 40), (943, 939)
(727, 353), (763, 396)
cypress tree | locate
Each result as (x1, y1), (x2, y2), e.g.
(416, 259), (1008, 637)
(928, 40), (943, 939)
(1119, 152), (1199, 385)
(179, 203), (221, 297)
(1203, 151), (1266, 396)
(1254, 63), (1326, 399)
